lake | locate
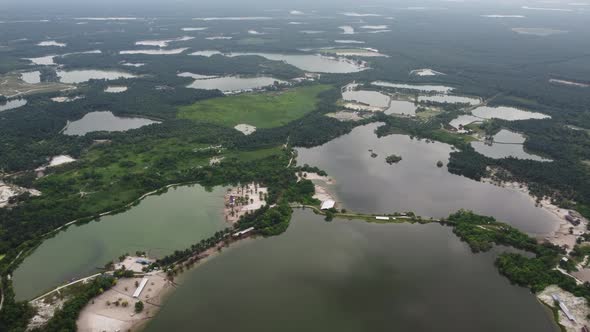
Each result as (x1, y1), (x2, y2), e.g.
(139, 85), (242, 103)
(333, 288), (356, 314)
(450, 114), (482, 129)
(145, 209), (558, 332)
(342, 90), (390, 108)
(62, 111), (159, 135)
(56, 70), (136, 84)
(372, 81), (454, 93)
(471, 130), (552, 161)
(180, 74), (284, 93)
(227, 52), (367, 73)
(385, 100), (417, 116)
(0, 98), (27, 112)
(12, 185), (228, 300)
(21, 71), (41, 84)
(296, 123), (560, 235)
(471, 106), (550, 121)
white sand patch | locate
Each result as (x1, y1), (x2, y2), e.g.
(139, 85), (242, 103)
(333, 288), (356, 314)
(49, 155), (76, 167)
(120, 48), (188, 55)
(104, 86), (127, 93)
(290, 10), (304, 15)
(193, 17), (272, 21)
(248, 30), (265, 35)
(550, 79), (589, 88)
(121, 62), (145, 67)
(410, 68), (445, 76)
(114, 256), (154, 273)
(75, 17), (138, 20)
(77, 273), (171, 332)
(0, 181), (41, 207)
(37, 40), (66, 47)
(538, 285), (590, 332)
(224, 183), (268, 223)
(135, 36), (194, 48)
(188, 50), (222, 57)
(51, 96), (84, 103)
(182, 27), (208, 31)
(334, 39), (365, 44)
(339, 26), (355, 34)
(481, 15), (525, 18)
(341, 12), (381, 17)
(234, 124), (256, 135)
(367, 30), (392, 34)
(522, 6), (573, 12)
(512, 28), (568, 36)
(206, 36), (233, 40)
(289, 22), (305, 25)
(326, 111), (364, 122)
(360, 25), (389, 29)
(177, 72), (218, 79)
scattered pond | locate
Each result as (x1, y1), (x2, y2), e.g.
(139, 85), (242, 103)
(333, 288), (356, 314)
(227, 52), (367, 73)
(135, 36), (194, 47)
(234, 124), (256, 135)
(62, 111), (159, 135)
(12, 185), (227, 300)
(410, 68), (445, 76)
(0, 98), (27, 112)
(372, 81), (454, 93)
(334, 40), (365, 44)
(104, 86), (128, 93)
(385, 100), (417, 116)
(180, 74), (284, 94)
(26, 55), (56, 65)
(342, 90), (390, 108)
(449, 115), (482, 129)
(339, 25), (355, 34)
(145, 209), (558, 332)
(37, 40), (66, 47)
(471, 130), (552, 161)
(56, 69), (136, 84)
(296, 123), (560, 235)
(189, 50), (222, 57)
(119, 48), (188, 55)
(418, 95), (480, 105)
(471, 106), (550, 121)
(20, 71), (41, 84)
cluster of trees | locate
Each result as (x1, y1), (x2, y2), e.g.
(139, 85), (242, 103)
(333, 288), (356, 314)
(31, 275), (116, 332)
(443, 210), (590, 302)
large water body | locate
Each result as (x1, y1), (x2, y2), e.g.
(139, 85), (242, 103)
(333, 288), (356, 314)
(227, 52), (366, 73)
(296, 123), (560, 235)
(13, 185), (227, 300)
(145, 210), (558, 332)
(62, 111), (159, 135)
(56, 69), (136, 84)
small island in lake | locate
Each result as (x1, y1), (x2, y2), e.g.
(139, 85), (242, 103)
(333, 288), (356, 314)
(386, 154), (402, 165)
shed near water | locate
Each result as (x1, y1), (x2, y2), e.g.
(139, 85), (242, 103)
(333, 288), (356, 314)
(321, 200), (335, 210)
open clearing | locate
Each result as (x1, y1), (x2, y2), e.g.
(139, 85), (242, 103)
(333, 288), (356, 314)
(178, 85), (331, 128)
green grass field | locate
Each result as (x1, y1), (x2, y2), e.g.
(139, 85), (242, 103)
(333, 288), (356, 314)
(178, 85), (331, 129)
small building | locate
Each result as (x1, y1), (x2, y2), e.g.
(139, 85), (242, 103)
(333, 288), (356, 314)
(133, 277), (149, 298)
(375, 216), (389, 221)
(233, 227), (255, 238)
(321, 200), (336, 210)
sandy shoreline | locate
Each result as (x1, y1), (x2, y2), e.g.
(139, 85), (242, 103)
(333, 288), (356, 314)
(481, 177), (587, 249)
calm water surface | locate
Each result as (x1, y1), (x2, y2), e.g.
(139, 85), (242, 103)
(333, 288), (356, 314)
(13, 185), (227, 300)
(62, 111), (159, 135)
(56, 69), (136, 83)
(472, 106), (550, 121)
(0, 98), (27, 112)
(145, 210), (557, 332)
(297, 123), (560, 235)
(228, 52), (366, 73)
(183, 75), (284, 93)
(471, 130), (551, 161)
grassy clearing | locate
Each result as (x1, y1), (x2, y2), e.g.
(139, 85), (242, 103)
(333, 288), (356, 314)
(178, 85), (331, 128)
(37, 135), (283, 217)
(0, 254), (5, 261)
